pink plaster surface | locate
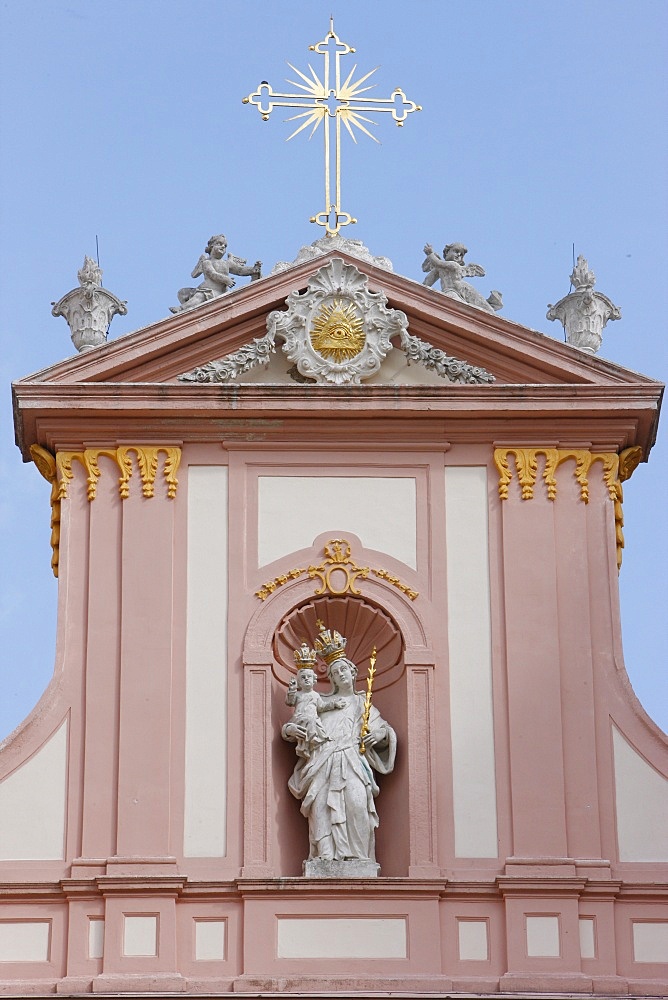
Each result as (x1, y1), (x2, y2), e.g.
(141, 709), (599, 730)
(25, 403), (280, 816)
(3, 256), (666, 995)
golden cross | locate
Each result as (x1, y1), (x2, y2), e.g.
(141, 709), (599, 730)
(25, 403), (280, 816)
(243, 18), (421, 236)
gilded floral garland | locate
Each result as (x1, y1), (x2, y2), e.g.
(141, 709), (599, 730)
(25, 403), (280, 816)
(255, 538), (419, 601)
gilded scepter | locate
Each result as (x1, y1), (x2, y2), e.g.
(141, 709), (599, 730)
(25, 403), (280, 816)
(359, 647), (377, 755)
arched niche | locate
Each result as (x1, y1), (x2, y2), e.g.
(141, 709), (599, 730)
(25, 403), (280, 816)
(241, 547), (438, 881)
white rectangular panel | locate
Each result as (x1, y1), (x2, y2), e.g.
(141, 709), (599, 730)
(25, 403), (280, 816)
(633, 922), (668, 963)
(0, 921), (50, 962)
(445, 467), (498, 858)
(185, 466), (228, 857)
(195, 919), (226, 961)
(458, 919), (488, 961)
(277, 917), (407, 959)
(258, 476), (417, 569)
(579, 917), (595, 959)
(88, 918), (104, 960)
(526, 915), (560, 957)
(123, 915), (157, 957)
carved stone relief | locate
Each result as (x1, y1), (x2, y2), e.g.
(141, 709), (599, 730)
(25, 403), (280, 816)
(178, 258), (495, 386)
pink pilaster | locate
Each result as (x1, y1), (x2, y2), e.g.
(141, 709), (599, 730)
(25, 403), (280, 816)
(501, 485), (568, 860)
(80, 462), (122, 861)
(115, 482), (175, 859)
(406, 661), (440, 875)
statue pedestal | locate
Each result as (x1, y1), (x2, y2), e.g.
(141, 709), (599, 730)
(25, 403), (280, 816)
(303, 858), (380, 878)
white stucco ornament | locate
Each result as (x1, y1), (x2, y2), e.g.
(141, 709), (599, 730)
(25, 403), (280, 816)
(270, 235), (393, 275)
(547, 255), (621, 354)
(179, 257), (495, 386)
(271, 258), (404, 384)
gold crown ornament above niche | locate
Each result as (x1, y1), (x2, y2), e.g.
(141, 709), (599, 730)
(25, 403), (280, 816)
(255, 538), (418, 602)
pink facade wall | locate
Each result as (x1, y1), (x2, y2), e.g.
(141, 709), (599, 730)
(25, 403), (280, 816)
(0, 439), (666, 996)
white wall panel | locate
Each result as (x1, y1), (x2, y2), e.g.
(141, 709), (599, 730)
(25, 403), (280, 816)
(613, 726), (668, 861)
(0, 721), (67, 860)
(445, 467), (498, 858)
(88, 918), (104, 960)
(123, 915), (157, 957)
(526, 915), (560, 957)
(195, 920), (226, 961)
(632, 921), (668, 963)
(579, 917), (595, 959)
(184, 466), (228, 857)
(258, 476), (417, 569)
(277, 917), (407, 959)
(0, 921), (50, 962)
(458, 919), (488, 960)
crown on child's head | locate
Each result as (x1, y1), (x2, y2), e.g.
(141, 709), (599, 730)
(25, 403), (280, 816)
(294, 642), (317, 668)
(313, 619), (347, 665)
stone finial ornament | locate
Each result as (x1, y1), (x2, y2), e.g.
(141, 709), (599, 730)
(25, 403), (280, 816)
(51, 256), (127, 353)
(547, 255), (621, 354)
(169, 234), (261, 314)
(422, 242), (503, 313)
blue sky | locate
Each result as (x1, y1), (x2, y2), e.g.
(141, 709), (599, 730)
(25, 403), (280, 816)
(0, 1), (666, 737)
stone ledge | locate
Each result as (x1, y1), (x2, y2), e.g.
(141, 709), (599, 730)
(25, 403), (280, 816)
(303, 858), (380, 878)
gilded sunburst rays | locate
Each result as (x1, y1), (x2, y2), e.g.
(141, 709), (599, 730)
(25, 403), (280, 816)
(310, 299), (365, 363)
(284, 62), (381, 144)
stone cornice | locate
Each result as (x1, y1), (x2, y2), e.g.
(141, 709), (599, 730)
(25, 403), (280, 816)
(13, 380), (663, 461)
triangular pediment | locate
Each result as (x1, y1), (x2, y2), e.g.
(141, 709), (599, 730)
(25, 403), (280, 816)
(13, 250), (663, 461)
(16, 250), (657, 390)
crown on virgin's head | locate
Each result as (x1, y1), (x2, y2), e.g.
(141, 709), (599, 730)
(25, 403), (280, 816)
(313, 619), (347, 665)
(294, 642), (317, 668)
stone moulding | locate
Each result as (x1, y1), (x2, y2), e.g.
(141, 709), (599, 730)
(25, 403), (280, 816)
(255, 538), (419, 602)
(29, 446), (182, 577)
(178, 258), (495, 387)
(493, 445), (643, 571)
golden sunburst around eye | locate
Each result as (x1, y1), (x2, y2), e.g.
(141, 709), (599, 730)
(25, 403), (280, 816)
(309, 299), (365, 363)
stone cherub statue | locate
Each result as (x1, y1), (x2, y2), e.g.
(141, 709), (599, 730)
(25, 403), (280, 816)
(170, 234), (261, 313)
(285, 652), (346, 759)
(282, 624), (396, 877)
(422, 242), (502, 313)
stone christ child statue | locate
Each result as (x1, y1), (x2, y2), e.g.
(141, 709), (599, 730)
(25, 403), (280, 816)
(281, 623), (397, 877)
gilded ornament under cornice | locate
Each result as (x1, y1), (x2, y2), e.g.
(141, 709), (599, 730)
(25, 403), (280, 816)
(30, 445), (61, 578)
(255, 538), (419, 601)
(56, 446), (181, 501)
(493, 446), (644, 571)
(30, 445), (182, 576)
(309, 299), (365, 363)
